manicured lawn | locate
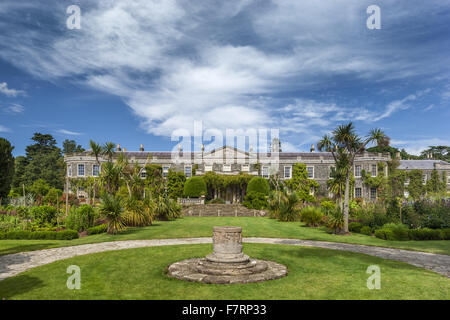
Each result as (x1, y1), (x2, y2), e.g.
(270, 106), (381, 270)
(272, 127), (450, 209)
(1, 217), (449, 256)
(0, 244), (448, 300)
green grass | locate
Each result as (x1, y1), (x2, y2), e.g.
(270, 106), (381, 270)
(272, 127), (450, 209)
(0, 244), (448, 300)
(1, 217), (449, 256)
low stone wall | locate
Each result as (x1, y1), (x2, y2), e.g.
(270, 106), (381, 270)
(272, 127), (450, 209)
(181, 204), (267, 217)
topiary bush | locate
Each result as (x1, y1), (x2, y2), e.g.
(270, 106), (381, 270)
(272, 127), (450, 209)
(183, 177), (207, 198)
(300, 206), (323, 227)
(246, 177), (270, 196)
(349, 222), (362, 233)
(243, 191), (267, 210)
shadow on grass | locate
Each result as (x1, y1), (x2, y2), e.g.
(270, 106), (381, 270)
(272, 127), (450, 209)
(254, 245), (427, 275)
(0, 243), (58, 256)
(0, 275), (44, 299)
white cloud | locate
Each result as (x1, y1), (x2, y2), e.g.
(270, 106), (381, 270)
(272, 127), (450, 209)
(56, 129), (83, 136)
(0, 125), (10, 132)
(391, 138), (450, 156)
(4, 103), (25, 114)
(0, 0), (448, 149)
(0, 82), (25, 97)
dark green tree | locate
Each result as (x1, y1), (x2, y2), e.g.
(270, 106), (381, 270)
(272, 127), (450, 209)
(167, 170), (186, 199)
(62, 139), (85, 154)
(0, 137), (14, 202)
(15, 133), (65, 190)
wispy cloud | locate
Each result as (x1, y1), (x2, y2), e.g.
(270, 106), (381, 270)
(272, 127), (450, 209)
(0, 82), (25, 97)
(0, 124), (10, 132)
(3, 103), (25, 114)
(56, 129), (83, 136)
(0, 0), (449, 152)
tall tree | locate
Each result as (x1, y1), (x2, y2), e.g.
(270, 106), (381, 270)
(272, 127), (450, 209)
(62, 139), (85, 154)
(102, 142), (116, 161)
(0, 137), (14, 203)
(420, 146), (450, 161)
(89, 140), (102, 205)
(318, 123), (384, 234)
(15, 133), (65, 190)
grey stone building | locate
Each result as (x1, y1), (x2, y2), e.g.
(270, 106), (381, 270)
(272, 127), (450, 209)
(64, 144), (450, 202)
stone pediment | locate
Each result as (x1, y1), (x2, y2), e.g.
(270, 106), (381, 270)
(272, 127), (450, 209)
(203, 146), (252, 162)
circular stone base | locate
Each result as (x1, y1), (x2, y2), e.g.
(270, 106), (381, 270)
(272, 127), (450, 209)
(167, 258), (288, 284)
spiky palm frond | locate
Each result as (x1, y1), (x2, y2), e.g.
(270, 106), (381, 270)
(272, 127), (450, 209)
(99, 193), (125, 234)
(102, 142), (116, 161)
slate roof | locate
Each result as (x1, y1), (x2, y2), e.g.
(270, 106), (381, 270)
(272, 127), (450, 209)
(398, 160), (450, 170)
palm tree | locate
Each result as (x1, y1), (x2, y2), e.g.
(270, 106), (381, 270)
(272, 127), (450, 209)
(89, 140), (102, 206)
(318, 123), (384, 234)
(102, 142), (116, 162)
(99, 193), (125, 234)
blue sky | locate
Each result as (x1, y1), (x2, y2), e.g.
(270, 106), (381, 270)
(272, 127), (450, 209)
(0, 0), (449, 156)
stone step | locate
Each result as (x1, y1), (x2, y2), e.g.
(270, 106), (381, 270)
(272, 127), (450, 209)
(181, 204), (267, 217)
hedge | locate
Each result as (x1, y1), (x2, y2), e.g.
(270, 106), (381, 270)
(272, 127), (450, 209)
(360, 226), (372, 236)
(183, 177), (207, 198)
(87, 224), (107, 235)
(374, 227), (450, 241)
(408, 228), (442, 241)
(246, 177), (269, 195)
(349, 222), (362, 233)
(3, 230), (79, 240)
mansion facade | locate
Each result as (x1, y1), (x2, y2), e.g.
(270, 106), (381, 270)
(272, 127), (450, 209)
(64, 144), (450, 202)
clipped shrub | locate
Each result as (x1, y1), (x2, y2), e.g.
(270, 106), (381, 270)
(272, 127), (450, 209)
(243, 191), (267, 210)
(246, 177), (270, 196)
(440, 228), (450, 240)
(408, 228), (442, 241)
(87, 224), (108, 235)
(5, 230), (78, 240)
(360, 226), (372, 236)
(300, 206), (323, 227)
(374, 228), (394, 240)
(65, 205), (97, 232)
(183, 177), (207, 198)
(349, 222), (362, 233)
(382, 223), (410, 241)
(56, 230), (79, 240)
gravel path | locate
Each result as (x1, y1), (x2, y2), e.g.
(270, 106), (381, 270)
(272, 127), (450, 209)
(0, 238), (449, 281)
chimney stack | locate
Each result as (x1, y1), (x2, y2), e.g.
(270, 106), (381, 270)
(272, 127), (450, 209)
(123, 147), (127, 152)
(116, 144), (122, 152)
(310, 144), (315, 152)
(396, 151), (400, 159)
(140, 144), (144, 152)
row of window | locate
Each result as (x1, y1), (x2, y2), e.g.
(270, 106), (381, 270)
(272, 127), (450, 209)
(68, 163), (380, 180)
(355, 187), (377, 200)
(354, 164), (378, 177)
(68, 164), (100, 177)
